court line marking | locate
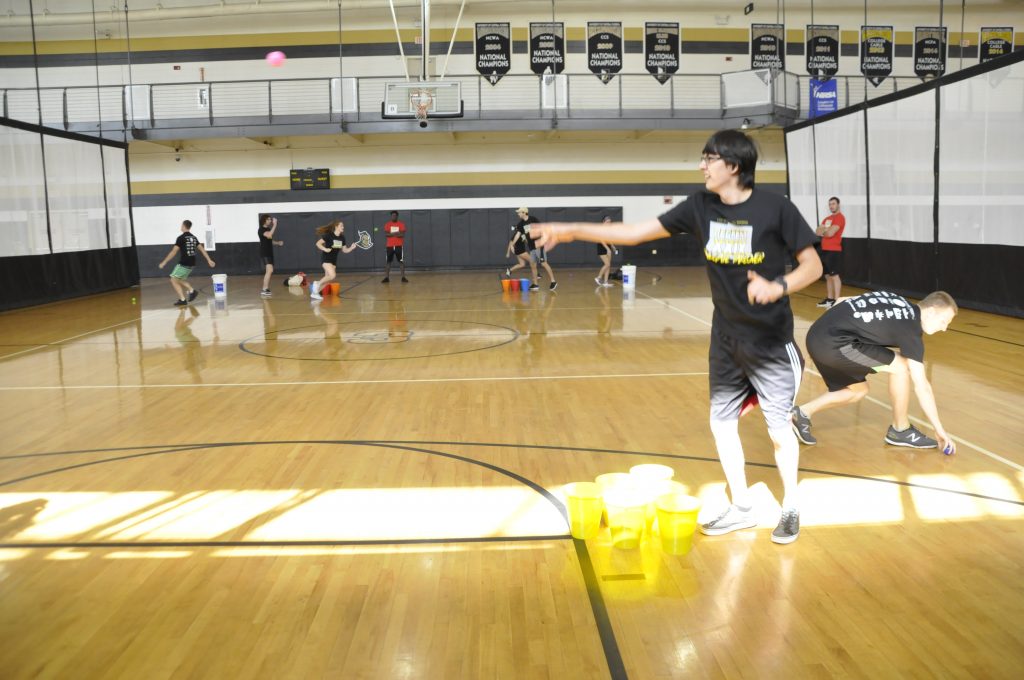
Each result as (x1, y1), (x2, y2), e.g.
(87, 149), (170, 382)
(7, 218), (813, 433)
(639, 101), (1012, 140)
(4, 439), (1022, 508)
(0, 438), (629, 680)
(0, 535), (569, 549)
(0, 371), (710, 391)
(0, 311), (161, 362)
(642, 289), (1023, 474)
(635, 288), (713, 327)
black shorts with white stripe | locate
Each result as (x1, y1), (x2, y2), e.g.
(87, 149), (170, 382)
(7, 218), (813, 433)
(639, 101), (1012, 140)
(708, 325), (805, 430)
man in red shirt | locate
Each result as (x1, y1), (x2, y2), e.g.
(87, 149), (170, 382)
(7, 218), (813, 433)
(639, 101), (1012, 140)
(816, 196), (845, 308)
(381, 210), (408, 283)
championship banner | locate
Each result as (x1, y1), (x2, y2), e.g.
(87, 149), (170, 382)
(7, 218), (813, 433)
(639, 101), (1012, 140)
(530, 22), (565, 75)
(806, 24), (839, 78)
(645, 22), (680, 85)
(809, 78), (838, 118)
(980, 27), (1014, 63)
(860, 25), (893, 87)
(751, 23), (785, 70)
(914, 26), (947, 78)
(475, 23), (511, 85)
(587, 22), (623, 83)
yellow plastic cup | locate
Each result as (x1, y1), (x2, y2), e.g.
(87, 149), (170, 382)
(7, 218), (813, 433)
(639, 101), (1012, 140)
(629, 464), (676, 530)
(564, 482), (604, 540)
(604, 489), (648, 549)
(595, 472), (636, 526)
(655, 493), (702, 555)
(628, 463), (675, 482)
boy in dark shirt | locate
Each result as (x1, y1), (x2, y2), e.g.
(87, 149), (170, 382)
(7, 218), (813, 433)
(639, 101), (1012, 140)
(158, 220), (216, 306)
(791, 291), (957, 452)
(258, 214), (283, 297)
(534, 130), (822, 544)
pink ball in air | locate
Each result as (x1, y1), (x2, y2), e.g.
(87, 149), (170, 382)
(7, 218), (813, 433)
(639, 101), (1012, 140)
(265, 51), (286, 67)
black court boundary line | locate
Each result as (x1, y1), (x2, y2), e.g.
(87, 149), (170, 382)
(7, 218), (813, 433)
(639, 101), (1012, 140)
(237, 319), (520, 362)
(3, 439), (1021, 507)
(0, 534), (568, 550)
(0, 439), (627, 680)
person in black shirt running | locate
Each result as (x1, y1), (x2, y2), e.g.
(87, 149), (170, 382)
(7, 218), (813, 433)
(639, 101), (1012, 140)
(310, 220), (357, 301)
(534, 130), (822, 545)
(790, 290), (957, 453)
(258, 214), (283, 297)
(158, 219), (216, 306)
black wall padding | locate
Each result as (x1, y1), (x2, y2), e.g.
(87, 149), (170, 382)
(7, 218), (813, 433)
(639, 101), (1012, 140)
(138, 206), (709, 278)
(0, 247), (139, 312)
(937, 243), (1024, 317)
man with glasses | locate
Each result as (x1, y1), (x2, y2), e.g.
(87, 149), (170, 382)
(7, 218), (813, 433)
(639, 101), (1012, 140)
(533, 130), (822, 544)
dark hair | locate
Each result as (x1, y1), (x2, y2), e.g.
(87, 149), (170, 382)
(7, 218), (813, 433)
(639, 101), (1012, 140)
(390, 211), (398, 217)
(259, 213), (272, 226)
(182, 220), (193, 229)
(702, 129), (758, 189)
(828, 196), (841, 204)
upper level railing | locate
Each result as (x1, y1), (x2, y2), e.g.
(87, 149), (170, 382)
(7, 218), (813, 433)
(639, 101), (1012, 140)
(0, 71), (925, 137)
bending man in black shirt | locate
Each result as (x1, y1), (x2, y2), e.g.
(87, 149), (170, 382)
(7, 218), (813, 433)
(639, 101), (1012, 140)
(790, 291), (957, 453)
(534, 130), (822, 544)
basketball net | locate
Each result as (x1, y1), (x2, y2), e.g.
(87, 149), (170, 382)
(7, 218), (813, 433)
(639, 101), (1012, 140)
(411, 89), (434, 121)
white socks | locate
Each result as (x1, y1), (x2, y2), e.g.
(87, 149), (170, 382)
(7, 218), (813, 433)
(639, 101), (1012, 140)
(709, 419), (802, 512)
(710, 418), (751, 509)
(769, 426), (801, 511)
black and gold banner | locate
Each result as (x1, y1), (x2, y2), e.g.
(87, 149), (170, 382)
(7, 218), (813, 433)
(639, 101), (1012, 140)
(914, 26), (947, 78)
(475, 23), (510, 85)
(529, 22), (565, 75)
(645, 22), (680, 85)
(751, 23), (785, 70)
(806, 24), (839, 78)
(861, 25), (893, 87)
(980, 27), (1014, 63)
(587, 22), (622, 83)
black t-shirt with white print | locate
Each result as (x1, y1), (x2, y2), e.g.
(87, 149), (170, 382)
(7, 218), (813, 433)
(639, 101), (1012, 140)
(512, 216), (540, 253)
(819, 291), (925, 362)
(658, 188), (819, 343)
(175, 232), (200, 267)
(320, 233), (347, 265)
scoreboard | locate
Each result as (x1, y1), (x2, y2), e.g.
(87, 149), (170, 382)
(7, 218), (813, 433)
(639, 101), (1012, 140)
(290, 168), (330, 190)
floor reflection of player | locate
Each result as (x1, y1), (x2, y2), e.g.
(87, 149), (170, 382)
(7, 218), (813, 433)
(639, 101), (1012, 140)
(174, 305), (205, 382)
(388, 299), (409, 340)
(261, 298), (279, 374)
(311, 304), (344, 361)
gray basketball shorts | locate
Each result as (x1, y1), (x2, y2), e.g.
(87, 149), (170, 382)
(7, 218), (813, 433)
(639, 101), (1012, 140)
(708, 325), (805, 430)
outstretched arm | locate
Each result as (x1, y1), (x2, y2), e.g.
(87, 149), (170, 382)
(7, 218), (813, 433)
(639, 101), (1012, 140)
(158, 246), (180, 269)
(908, 359), (954, 453)
(533, 218), (671, 251)
(342, 243), (358, 254)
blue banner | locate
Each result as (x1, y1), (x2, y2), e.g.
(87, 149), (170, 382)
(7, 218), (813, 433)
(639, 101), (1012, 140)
(809, 78), (838, 118)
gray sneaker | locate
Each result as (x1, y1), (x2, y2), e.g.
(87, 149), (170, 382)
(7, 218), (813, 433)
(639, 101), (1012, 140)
(699, 504), (756, 536)
(884, 425), (938, 449)
(771, 509), (800, 544)
(791, 406), (817, 445)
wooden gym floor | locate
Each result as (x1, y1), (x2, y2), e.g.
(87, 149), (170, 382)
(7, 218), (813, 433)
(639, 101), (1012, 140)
(0, 268), (1022, 679)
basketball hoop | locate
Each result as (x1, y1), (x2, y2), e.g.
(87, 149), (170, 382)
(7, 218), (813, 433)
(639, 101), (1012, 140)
(411, 89), (434, 128)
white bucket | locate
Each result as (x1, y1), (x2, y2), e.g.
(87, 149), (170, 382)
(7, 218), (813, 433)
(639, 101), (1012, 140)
(211, 273), (228, 298)
(621, 265), (637, 289)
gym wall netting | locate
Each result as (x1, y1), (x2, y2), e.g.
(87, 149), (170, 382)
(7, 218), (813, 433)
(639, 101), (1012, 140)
(784, 49), (1024, 317)
(0, 117), (138, 311)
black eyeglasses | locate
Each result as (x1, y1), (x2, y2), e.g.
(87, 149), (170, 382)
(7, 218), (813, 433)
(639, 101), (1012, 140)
(700, 154), (723, 165)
